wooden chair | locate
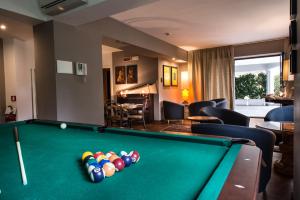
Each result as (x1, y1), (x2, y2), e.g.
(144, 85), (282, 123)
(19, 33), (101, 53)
(111, 103), (128, 127)
(128, 102), (146, 129)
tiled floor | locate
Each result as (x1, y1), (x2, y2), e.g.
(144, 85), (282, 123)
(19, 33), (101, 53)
(110, 119), (293, 200)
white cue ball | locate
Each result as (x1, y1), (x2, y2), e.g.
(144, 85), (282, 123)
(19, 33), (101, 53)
(60, 123), (67, 129)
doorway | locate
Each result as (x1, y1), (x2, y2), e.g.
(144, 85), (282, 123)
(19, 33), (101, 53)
(102, 68), (111, 103)
(234, 54), (282, 117)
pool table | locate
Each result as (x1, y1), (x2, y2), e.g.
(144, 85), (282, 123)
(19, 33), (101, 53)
(0, 120), (261, 200)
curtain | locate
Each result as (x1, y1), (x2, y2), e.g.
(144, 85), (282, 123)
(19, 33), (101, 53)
(190, 46), (234, 108)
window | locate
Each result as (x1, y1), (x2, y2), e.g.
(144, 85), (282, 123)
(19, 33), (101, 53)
(234, 55), (282, 117)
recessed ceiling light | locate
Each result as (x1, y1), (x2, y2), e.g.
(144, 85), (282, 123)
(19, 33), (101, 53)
(164, 32), (171, 36)
(58, 6), (64, 11)
(0, 24), (7, 30)
(172, 57), (176, 61)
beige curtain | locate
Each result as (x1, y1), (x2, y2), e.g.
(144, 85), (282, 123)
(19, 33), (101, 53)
(190, 46), (234, 108)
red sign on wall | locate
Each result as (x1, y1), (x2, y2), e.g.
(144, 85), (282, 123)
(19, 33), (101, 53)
(11, 96), (16, 102)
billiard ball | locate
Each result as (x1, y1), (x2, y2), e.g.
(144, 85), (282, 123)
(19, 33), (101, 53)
(90, 167), (105, 183)
(87, 162), (100, 174)
(94, 152), (104, 159)
(83, 155), (94, 164)
(106, 151), (116, 158)
(113, 158), (125, 171)
(96, 155), (107, 163)
(129, 150), (140, 163)
(102, 162), (115, 177)
(82, 151), (93, 162)
(85, 158), (98, 169)
(121, 155), (132, 167)
(108, 155), (119, 162)
(120, 151), (128, 156)
(98, 159), (110, 168)
(60, 123), (67, 129)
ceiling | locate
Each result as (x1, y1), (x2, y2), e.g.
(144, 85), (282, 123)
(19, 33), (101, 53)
(112, 0), (290, 51)
(102, 45), (122, 54)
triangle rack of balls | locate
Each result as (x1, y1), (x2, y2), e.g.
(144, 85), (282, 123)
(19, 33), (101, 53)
(81, 150), (140, 183)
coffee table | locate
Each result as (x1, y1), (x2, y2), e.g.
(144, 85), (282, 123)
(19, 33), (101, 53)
(256, 121), (294, 176)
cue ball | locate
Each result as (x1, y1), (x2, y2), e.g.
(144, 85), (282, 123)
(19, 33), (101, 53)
(60, 123), (67, 129)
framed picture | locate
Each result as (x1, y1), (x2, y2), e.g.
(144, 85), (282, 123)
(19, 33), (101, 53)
(171, 67), (178, 86)
(163, 65), (171, 86)
(115, 66), (126, 84)
(127, 65), (138, 84)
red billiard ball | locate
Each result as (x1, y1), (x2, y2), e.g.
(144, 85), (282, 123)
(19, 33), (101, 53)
(113, 158), (125, 171)
(129, 151), (140, 163)
(94, 152), (104, 159)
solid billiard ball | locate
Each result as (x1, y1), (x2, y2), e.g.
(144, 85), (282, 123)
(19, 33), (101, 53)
(108, 155), (119, 162)
(90, 167), (105, 183)
(87, 162), (100, 174)
(94, 152), (104, 159)
(82, 151), (93, 162)
(98, 159), (110, 168)
(129, 150), (140, 163)
(60, 123), (67, 129)
(102, 162), (115, 177)
(85, 158), (98, 169)
(96, 155), (107, 163)
(121, 155), (132, 167)
(113, 158), (125, 171)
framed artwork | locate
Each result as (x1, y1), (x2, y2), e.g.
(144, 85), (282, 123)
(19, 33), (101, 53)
(127, 65), (138, 84)
(115, 66), (126, 84)
(171, 67), (178, 86)
(163, 65), (171, 86)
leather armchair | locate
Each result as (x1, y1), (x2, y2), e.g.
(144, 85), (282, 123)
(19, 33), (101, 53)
(163, 101), (184, 123)
(188, 101), (216, 116)
(211, 98), (227, 108)
(191, 123), (276, 193)
(264, 105), (294, 122)
(202, 106), (250, 127)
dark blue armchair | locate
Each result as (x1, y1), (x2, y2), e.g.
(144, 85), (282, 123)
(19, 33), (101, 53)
(201, 106), (250, 127)
(188, 101), (216, 116)
(191, 123), (276, 193)
(210, 98), (227, 108)
(162, 101), (184, 123)
(264, 105), (294, 122)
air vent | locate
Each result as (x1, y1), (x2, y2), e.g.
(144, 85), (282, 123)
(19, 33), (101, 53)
(39, 0), (87, 16)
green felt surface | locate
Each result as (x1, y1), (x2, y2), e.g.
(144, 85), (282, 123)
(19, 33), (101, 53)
(0, 121), (241, 200)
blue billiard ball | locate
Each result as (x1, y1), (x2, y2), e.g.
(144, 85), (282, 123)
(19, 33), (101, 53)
(87, 162), (100, 174)
(90, 167), (105, 183)
(98, 159), (110, 168)
(121, 155), (132, 167)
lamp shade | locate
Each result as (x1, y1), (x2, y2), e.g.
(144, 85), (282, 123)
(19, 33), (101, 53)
(283, 60), (290, 81)
(181, 71), (189, 89)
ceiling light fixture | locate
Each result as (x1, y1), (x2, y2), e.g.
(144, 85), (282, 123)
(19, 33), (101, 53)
(0, 24), (7, 30)
(172, 57), (176, 61)
(164, 32), (171, 36)
(58, 6), (64, 11)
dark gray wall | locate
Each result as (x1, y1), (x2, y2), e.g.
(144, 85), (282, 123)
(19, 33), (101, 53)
(112, 51), (158, 94)
(53, 21), (103, 124)
(0, 39), (5, 123)
(33, 21), (57, 120)
(80, 17), (187, 61)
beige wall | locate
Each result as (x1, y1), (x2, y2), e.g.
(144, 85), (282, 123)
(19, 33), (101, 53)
(234, 38), (288, 57)
(3, 38), (35, 120)
(15, 39), (35, 120)
(155, 59), (186, 120)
